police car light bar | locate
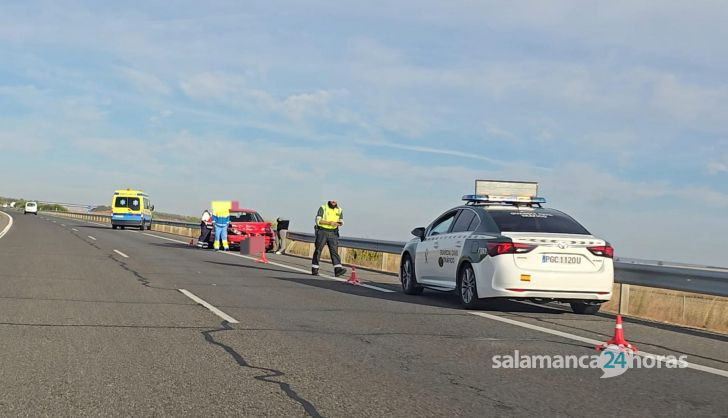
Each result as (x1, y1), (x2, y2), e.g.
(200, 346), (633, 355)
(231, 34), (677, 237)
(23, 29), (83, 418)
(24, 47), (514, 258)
(466, 180), (545, 205)
(461, 194), (546, 205)
(475, 180), (538, 198)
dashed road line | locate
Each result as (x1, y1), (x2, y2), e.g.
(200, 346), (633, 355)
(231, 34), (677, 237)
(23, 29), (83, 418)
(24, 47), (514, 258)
(179, 289), (239, 323)
(113, 249), (129, 258)
(87, 236), (97, 241)
(72, 228), (79, 232)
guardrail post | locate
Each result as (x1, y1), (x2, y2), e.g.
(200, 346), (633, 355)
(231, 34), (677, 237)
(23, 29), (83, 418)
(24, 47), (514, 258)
(619, 284), (630, 315)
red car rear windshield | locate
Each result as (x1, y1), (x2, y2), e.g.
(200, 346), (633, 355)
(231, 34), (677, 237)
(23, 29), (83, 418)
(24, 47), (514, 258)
(230, 212), (263, 222)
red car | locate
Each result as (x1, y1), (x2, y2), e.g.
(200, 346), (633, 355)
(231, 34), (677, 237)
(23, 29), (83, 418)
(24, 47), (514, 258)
(206, 209), (275, 252)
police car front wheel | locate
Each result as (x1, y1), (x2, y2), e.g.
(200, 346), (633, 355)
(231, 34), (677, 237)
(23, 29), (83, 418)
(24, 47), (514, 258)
(400, 255), (423, 295)
(458, 264), (480, 308)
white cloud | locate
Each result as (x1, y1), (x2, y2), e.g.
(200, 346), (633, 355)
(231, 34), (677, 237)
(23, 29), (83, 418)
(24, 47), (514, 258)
(179, 72), (245, 100)
(180, 72), (349, 123)
(117, 66), (172, 95)
(149, 109), (173, 123)
(71, 137), (162, 173)
(279, 89), (348, 122)
(357, 138), (549, 169)
(707, 154), (728, 175)
(0, 129), (52, 153)
(650, 73), (728, 131)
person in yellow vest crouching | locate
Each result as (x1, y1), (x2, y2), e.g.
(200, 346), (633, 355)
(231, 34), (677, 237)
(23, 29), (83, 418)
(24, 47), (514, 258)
(312, 200), (347, 277)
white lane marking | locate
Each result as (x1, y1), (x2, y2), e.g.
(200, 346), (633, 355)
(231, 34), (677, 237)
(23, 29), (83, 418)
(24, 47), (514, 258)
(143, 232), (185, 243)
(60, 223), (66, 227)
(87, 236), (97, 241)
(113, 249), (129, 258)
(468, 311), (728, 378)
(142, 232), (395, 293)
(179, 289), (239, 324)
(0, 212), (13, 240)
(72, 228), (79, 232)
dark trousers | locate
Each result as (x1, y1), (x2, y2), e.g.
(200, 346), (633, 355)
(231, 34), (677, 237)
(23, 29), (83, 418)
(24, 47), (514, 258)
(312, 228), (341, 267)
(199, 222), (211, 243)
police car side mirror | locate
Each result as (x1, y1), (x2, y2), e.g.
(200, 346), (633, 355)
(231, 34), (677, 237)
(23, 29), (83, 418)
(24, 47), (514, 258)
(411, 227), (426, 241)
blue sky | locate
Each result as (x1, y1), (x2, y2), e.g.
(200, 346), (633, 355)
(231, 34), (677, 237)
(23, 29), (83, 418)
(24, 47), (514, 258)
(1, 1), (727, 266)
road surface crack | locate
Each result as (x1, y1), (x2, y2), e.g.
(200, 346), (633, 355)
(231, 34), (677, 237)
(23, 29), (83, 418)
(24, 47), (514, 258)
(202, 322), (323, 418)
(109, 255), (173, 291)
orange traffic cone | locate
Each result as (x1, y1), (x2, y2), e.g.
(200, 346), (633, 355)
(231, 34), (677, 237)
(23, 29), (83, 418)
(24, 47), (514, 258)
(346, 265), (360, 285)
(596, 315), (637, 352)
(255, 251), (269, 264)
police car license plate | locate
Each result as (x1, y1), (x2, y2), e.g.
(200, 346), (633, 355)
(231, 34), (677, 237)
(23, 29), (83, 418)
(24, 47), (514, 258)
(541, 255), (582, 264)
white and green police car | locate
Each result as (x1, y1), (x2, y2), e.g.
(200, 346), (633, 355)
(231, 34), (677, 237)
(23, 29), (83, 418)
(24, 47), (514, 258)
(400, 180), (614, 314)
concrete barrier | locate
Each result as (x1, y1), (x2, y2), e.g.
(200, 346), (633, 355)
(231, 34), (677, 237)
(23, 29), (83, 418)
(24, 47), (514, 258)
(601, 284), (728, 333)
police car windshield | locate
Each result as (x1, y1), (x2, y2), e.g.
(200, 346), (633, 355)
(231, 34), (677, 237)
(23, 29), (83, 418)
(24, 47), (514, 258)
(115, 197), (140, 211)
(488, 208), (590, 235)
(230, 212), (263, 222)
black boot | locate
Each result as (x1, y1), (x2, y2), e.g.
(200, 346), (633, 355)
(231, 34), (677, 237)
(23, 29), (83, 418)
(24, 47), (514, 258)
(311, 267), (319, 276)
(334, 267), (347, 277)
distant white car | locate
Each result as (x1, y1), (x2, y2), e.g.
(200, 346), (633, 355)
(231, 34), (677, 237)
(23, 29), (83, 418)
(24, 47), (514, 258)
(1, 203), (7, 208)
(24, 201), (38, 215)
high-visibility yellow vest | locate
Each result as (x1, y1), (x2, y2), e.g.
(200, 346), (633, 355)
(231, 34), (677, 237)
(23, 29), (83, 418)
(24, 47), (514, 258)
(317, 204), (342, 230)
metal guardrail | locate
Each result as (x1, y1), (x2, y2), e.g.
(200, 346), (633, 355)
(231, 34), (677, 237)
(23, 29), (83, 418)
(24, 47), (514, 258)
(153, 219), (200, 228)
(614, 260), (728, 297)
(44, 211), (728, 298)
(286, 231), (406, 254)
(287, 232), (728, 298)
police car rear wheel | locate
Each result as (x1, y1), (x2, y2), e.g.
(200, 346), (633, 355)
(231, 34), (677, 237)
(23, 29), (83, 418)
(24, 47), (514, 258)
(458, 264), (480, 308)
(401, 255), (423, 295)
(570, 302), (601, 315)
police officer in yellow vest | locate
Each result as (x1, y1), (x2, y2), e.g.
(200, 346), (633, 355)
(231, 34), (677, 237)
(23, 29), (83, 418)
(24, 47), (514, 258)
(312, 200), (347, 277)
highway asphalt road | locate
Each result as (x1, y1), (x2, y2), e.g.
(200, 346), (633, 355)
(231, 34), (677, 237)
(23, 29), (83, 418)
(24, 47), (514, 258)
(0, 209), (726, 417)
